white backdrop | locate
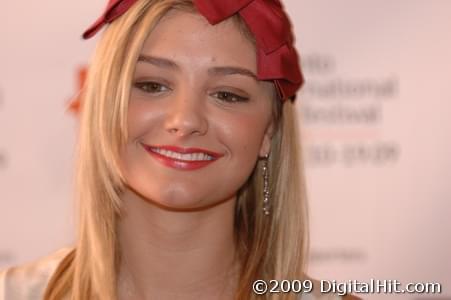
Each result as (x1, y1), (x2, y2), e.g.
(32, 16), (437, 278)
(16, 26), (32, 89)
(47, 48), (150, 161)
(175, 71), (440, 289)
(1, 1), (450, 299)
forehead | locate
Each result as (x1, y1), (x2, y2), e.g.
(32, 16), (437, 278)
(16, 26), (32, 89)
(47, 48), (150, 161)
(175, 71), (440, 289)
(139, 9), (257, 71)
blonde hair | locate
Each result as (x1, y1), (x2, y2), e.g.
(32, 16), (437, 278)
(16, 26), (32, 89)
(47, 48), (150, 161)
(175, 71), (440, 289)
(44, 1), (309, 299)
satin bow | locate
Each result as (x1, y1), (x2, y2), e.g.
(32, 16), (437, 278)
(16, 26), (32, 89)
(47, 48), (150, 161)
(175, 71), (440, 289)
(83, 0), (304, 100)
(193, 0), (304, 100)
(82, 0), (138, 39)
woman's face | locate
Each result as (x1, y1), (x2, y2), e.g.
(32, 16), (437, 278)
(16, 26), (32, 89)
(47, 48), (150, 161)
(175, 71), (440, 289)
(121, 9), (275, 210)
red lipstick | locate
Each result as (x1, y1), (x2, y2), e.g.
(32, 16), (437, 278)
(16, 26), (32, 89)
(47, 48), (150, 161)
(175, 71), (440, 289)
(141, 143), (224, 171)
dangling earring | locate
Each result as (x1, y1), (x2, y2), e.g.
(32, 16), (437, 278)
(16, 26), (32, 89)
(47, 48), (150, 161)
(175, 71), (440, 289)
(262, 154), (270, 216)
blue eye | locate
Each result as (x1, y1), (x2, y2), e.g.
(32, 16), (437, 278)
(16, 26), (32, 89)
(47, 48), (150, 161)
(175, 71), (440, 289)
(213, 91), (249, 103)
(134, 81), (169, 94)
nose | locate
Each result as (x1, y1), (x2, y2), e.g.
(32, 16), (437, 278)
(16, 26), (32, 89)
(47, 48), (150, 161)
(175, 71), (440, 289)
(164, 91), (208, 137)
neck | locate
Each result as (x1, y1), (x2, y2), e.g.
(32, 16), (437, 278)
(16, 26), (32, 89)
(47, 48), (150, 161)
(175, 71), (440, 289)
(117, 189), (240, 300)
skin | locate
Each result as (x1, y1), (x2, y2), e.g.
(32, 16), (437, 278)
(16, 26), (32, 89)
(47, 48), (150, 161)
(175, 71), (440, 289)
(118, 9), (276, 300)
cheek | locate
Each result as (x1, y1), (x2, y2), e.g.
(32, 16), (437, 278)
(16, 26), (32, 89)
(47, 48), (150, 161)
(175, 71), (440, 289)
(205, 113), (269, 203)
(219, 112), (269, 164)
(121, 101), (160, 180)
(126, 100), (159, 140)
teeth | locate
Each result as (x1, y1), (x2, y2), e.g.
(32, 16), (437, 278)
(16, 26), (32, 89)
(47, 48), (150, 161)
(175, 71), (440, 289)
(151, 148), (214, 161)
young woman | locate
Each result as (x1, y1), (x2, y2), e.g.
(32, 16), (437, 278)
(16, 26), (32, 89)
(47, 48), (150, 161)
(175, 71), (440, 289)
(0, 0), (359, 299)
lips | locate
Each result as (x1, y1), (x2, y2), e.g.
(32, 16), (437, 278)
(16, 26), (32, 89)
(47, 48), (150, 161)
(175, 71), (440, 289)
(141, 143), (224, 171)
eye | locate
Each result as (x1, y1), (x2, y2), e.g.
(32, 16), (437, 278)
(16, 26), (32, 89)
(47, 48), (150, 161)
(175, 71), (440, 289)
(134, 81), (170, 94)
(213, 91), (249, 103)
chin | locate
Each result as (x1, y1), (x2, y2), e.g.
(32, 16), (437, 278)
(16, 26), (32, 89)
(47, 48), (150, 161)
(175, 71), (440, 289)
(127, 184), (230, 212)
(153, 191), (207, 211)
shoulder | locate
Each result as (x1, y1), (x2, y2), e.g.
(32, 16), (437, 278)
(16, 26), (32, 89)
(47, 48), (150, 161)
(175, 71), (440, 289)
(0, 247), (73, 300)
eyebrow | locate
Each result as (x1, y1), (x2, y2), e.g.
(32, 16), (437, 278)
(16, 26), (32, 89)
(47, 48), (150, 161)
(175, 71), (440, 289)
(137, 55), (258, 81)
(208, 66), (258, 81)
(137, 55), (179, 69)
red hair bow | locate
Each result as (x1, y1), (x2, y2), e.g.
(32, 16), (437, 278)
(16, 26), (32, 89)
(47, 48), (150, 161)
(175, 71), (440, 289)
(82, 0), (138, 39)
(193, 0), (303, 100)
(83, 0), (304, 100)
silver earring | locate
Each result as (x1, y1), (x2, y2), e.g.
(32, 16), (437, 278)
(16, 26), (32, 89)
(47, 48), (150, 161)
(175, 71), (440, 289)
(262, 154), (270, 216)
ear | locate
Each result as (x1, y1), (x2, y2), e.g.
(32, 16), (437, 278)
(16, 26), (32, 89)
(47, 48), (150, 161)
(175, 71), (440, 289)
(259, 118), (275, 157)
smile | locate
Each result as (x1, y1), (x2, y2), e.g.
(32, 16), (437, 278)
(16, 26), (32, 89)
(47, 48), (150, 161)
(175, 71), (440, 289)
(141, 143), (224, 171)
(151, 148), (214, 161)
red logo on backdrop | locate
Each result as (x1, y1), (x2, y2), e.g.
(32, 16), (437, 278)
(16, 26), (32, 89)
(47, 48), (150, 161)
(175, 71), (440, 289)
(68, 66), (88, 115)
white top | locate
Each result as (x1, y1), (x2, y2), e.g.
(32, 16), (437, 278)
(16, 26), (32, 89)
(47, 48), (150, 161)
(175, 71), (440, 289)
(0, 248), (341, 300)
(0, 248), (71, 300)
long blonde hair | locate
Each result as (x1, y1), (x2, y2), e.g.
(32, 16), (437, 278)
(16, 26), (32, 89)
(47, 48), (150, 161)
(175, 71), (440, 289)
(44, 1), (309, 299)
